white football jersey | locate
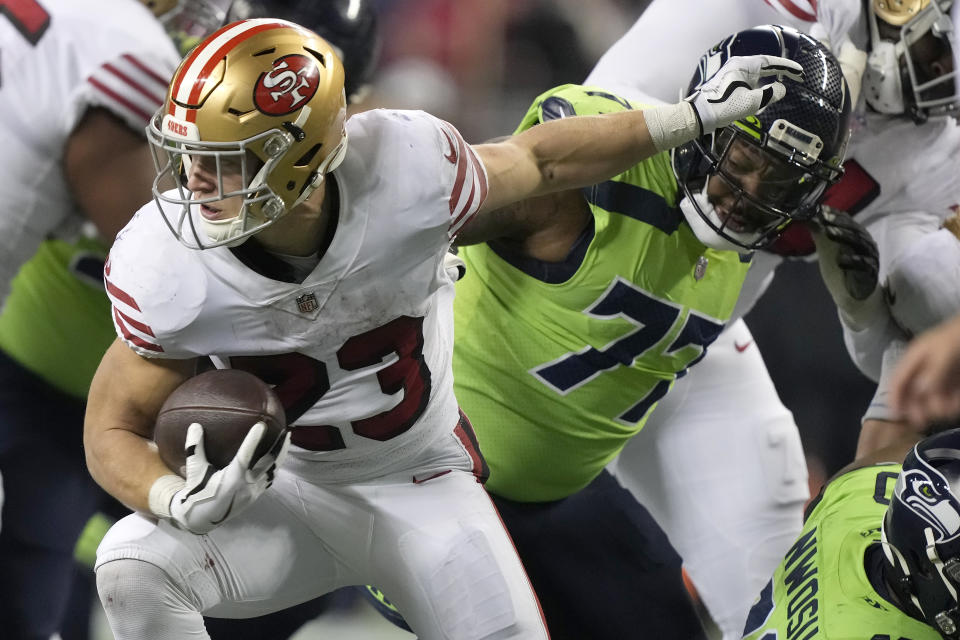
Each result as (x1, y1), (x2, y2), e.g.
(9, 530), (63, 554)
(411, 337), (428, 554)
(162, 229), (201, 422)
(0, 0), (178, 304)
(585, 0), (825, 104)
(105, 109), (488, 483)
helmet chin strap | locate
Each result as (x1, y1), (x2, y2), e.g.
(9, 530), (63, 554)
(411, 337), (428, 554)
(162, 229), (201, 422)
(881, 522), (928, 616)
(678, 185), (758, 252)
(199, 209), (249, 248)
(924, 527), (960, 637)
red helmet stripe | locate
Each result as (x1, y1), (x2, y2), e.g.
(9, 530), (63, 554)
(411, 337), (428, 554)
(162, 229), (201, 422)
(168, 20), (294, 122)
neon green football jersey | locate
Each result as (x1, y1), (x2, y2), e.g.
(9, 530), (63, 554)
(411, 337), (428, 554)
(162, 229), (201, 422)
(742, 464), (940, 640)
(0, 237), (114, 399)
(453, 84), (752, 501)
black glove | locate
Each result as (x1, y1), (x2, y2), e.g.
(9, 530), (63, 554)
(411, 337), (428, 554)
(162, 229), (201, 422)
(812, 206), (879, 301)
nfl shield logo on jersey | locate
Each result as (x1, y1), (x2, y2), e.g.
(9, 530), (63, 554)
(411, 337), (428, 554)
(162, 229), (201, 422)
(296, 293), (318, 313)
(694, 256), (708, 281)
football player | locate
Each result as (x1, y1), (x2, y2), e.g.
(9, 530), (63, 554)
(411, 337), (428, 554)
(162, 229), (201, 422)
(579, 1), (960, 637)
(742, 424), (960, 640)
(0, 1), (380, 638)
(453, 24), (856, 640)
(362, 24), (855, 640)
(83, 16), (791, 639)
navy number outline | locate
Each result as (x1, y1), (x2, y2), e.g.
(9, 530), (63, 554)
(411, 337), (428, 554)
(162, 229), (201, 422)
(530, 276), (724, 424)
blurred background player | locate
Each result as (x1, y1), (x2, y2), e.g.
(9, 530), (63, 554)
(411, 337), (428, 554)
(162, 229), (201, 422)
(580, 1), (960, 636)
(0, 1), (179, 637)
(741, 423), (960, 640)
(0, 1), (380, 638)
(360, 24), (856, 640)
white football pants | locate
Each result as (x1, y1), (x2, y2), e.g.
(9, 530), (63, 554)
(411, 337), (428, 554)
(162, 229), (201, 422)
(95, 429), (548, 640)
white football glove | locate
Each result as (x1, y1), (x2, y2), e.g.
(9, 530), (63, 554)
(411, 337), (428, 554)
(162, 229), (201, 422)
(688, 54), (803, 136)
(162, 422), (290, 534)
(443, 251), (466, 282)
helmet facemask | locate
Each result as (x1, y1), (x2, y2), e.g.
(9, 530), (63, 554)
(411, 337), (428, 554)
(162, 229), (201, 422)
(674, 122), (842, 251)
(673, 25), (851, 252)
(865, 0), (958, 122)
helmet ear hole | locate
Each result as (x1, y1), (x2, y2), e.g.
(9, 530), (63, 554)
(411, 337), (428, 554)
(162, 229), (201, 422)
(304, 48), (327, 67)
(294, 143), (323, 167)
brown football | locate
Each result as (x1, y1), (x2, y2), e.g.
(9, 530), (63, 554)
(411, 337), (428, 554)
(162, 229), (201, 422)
(154, 369), (287, 476)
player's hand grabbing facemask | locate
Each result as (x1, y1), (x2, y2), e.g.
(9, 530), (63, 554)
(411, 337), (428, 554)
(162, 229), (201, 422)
(810, 205), (883, 330)
(166, 422), (290, 534)
(687, 55), (803, 136)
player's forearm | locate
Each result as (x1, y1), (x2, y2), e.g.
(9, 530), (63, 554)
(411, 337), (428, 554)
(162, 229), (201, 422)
(85, 341), (193, 513)
(85, 426), (171, 513)
(513, 106), (687, 195)
(855, 419), (921, 460)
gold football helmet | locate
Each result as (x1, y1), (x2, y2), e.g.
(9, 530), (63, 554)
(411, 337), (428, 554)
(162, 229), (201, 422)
(874, 0), (930, 26)
(147, 18), (348, 248)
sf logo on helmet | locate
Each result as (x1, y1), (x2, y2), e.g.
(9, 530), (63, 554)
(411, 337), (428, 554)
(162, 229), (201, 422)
(254, 54), (320, 116)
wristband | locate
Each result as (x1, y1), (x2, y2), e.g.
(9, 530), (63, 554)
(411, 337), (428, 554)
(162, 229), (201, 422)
(643, 102), (700, 152)
(148, 474), (186, 520)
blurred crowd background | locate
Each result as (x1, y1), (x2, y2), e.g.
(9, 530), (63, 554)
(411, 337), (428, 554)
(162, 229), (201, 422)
(363, 0), (873, 490)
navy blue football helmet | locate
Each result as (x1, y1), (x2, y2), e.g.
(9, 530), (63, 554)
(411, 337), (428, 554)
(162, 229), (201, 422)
(227, 0), (380, 102)
(883, 429), (960, 638)
(673, 25), (852, 251)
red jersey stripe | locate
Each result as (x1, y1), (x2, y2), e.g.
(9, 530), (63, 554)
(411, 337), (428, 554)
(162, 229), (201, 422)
(763, 0), (816, 22)
(465, 143), (488, 205)
(449, 144), (488, 234)
(449, 179), (477, 232)
(454, 411), (489, 482)
(114, 308), (163, 353)
(121, 53), (170, 87)
(114, 307), (156, 337)
(104, 278), (142, 312)
(88, 77), (153, 123)
(102, 62), (164, 107)
(446, 125), (470, 215)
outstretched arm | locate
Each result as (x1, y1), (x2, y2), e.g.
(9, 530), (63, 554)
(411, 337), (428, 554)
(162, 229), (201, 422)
(472, 54), (802, 218)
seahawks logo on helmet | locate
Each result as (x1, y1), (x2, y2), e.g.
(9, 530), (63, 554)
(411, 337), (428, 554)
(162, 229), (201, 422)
(897, 468), (960, 542)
